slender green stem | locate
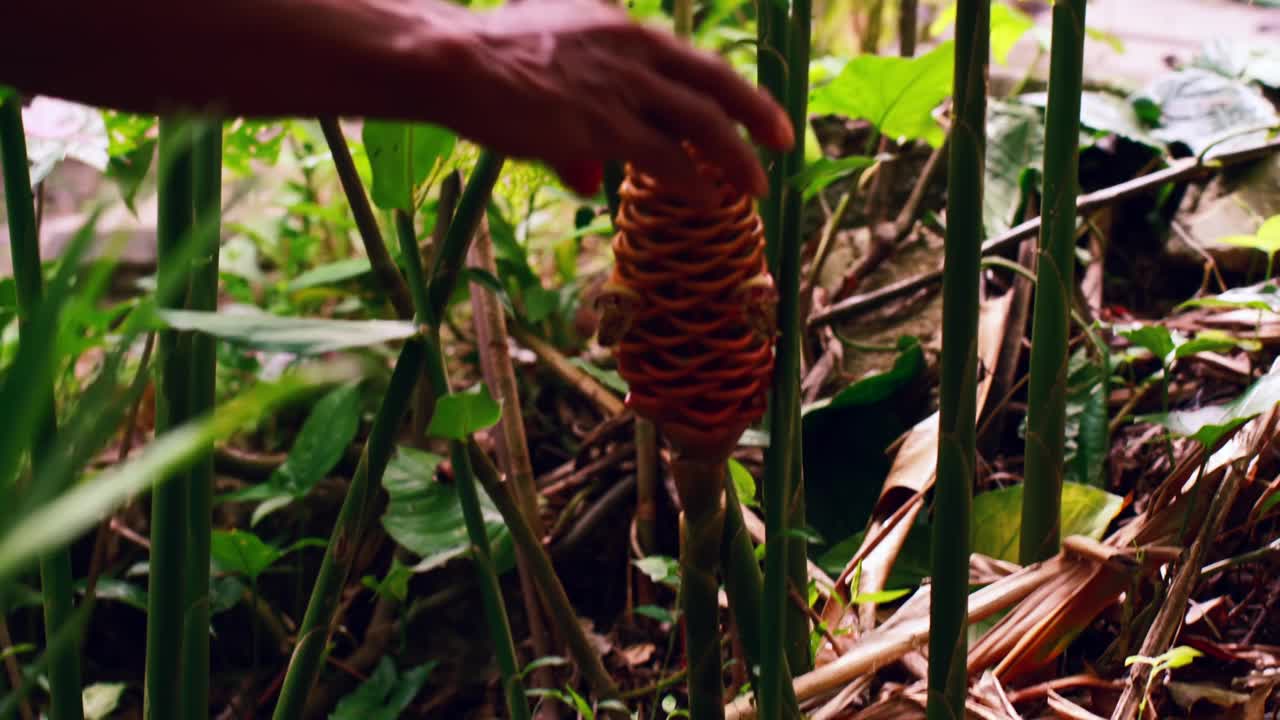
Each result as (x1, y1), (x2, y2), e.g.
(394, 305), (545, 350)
(318, 118), (415, 319)
(928, 0), (987, 717)
(422, 342), (529, 720)
(1021, 0), (1087, 565)
(757, 0), (804, 706)
(181, 119), (221, 720)
(146, 117), (195, 720)
(0, 98), (84, 720)
(671, 458), (726, 720)
(402, 166), (530, 720)
(467, 443), (621, 703)
(720, 476), (801, 718)
(271, 341), (424, 720)
(427, 151), (505, 323)
(778, 0), (814, 679)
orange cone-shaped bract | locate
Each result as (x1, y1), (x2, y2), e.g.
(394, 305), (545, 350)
(596, 152), (777, 461)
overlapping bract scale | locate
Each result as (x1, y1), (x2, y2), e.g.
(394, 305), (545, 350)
(600, 154), (776, 458)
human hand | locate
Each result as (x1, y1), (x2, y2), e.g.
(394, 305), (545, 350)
(445, 0), (794, 198)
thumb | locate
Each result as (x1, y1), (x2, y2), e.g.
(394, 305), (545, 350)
(553, 159), (605, 198)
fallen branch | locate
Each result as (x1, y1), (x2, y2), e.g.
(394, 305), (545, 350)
(810, 138), (1280, 327)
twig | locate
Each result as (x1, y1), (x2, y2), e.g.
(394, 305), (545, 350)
(1109, 465), (1245, 719)
(811, 138), (1280, 327)
(468, 217), (559, 714)
(509, 323), (625, 417)
(317, 117), (414, 319)
(0, 617), (34, 720)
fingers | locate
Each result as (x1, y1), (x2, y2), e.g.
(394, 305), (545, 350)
(654, 37), (795, 152)
(631, 68), (768, 197)
(553, 159), (605, 197)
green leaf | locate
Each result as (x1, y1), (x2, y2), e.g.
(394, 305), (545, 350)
(1066, 349), (1110, 488)
(633, 555), (681, 588)
(362, 121), (456, 212)
(76, 577), (148, 612)
(105, 138), (156, 215)
(930, 2), (1035, 64)
(984, 101), (1044, 236)
(426, 386), (502, 440)
(287, 258), (373, 292)
(0, 363), (358, 584)
(849, 588), (910, 605)
(634, 604), (676, 624)
(1121, 325), (1176, 364)
(156, 307), (419, 354)
(362, 557), (412, 602)
(790, 155), (875, 200)
(728, 458), (758, 508)
(1134, 69), (1279, 156)
(1139, 363), (1280, 448)
(380, 446), (514, 574)
(521, 656), (570, 678)
(82, 682), (127, 720)
(808, 41), (954, 147)
(256, 381), (363, 511)
(1179, 280), (1280, 313)
(1017, 90), (1160, 148)
(971, 482), (1125, 563)
(211, 529), (285, 580)
(568, 358), (628, 395)
(330, 656), (436, 720)
(804, 336), (923, 415)
(1193, 39), (1280, 89)
(1216, 215), (1280, 258)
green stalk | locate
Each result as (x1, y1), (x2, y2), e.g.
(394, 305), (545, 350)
(0, 99), (84, 720)
(427, 151), (505, 323)
(1020, 0), (1087, 565)
(771, 0), (815, 684)
(928, 0), (988, 717)
(671, 458), (726, 720)
(720, 477), (801, 718)
(271, 340), (424, 720)
(146, 118), (195, 720)
(181, 119), (221, 720)
(757, 0), (790, 273)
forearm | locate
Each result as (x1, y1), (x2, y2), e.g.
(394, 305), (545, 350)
(0, 0), (477, 124)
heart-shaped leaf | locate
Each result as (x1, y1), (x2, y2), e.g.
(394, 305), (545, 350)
(971, 482), (1125, 563)
(426, 386), (501, 440)
(363, 121), (456, 212)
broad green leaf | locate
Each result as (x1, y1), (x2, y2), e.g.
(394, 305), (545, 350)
(1134, 69), (1278, 156)
(804, 336), (923, 415)
(1017, 90), (1160, 148)
(263, 381), (363, 504)
(82, 682), (126, 720)
(381, 447), (514, 574)
(1139, 363), (1280, 448)
(808, 41), (954, 147)
(211, 529), (285, 580)
(634, 555), (681, 588)
(930, 2), (1035, 64)
(362, 121), (456, 211)
(156, 307), (419, 354)
(1120, 325), (1176, 364)
(287, 258), (373, 292)
(426, 386), (502, 440)
(728, 458), (758, 508)
(1173, 330), (1256, 359)
(330, 656), (437, 720)
(984, 101), (1044, 236)
(971, 482), (1124, 563)
(1193, 39), (1280, 89)
(222, 119), (288, 175)
(105, 138), (156, 214)
(790, 155), (875, 200)
(0, 362), (357, 584)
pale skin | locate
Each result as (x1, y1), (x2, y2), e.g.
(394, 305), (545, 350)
(0, 0), (795, 197)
